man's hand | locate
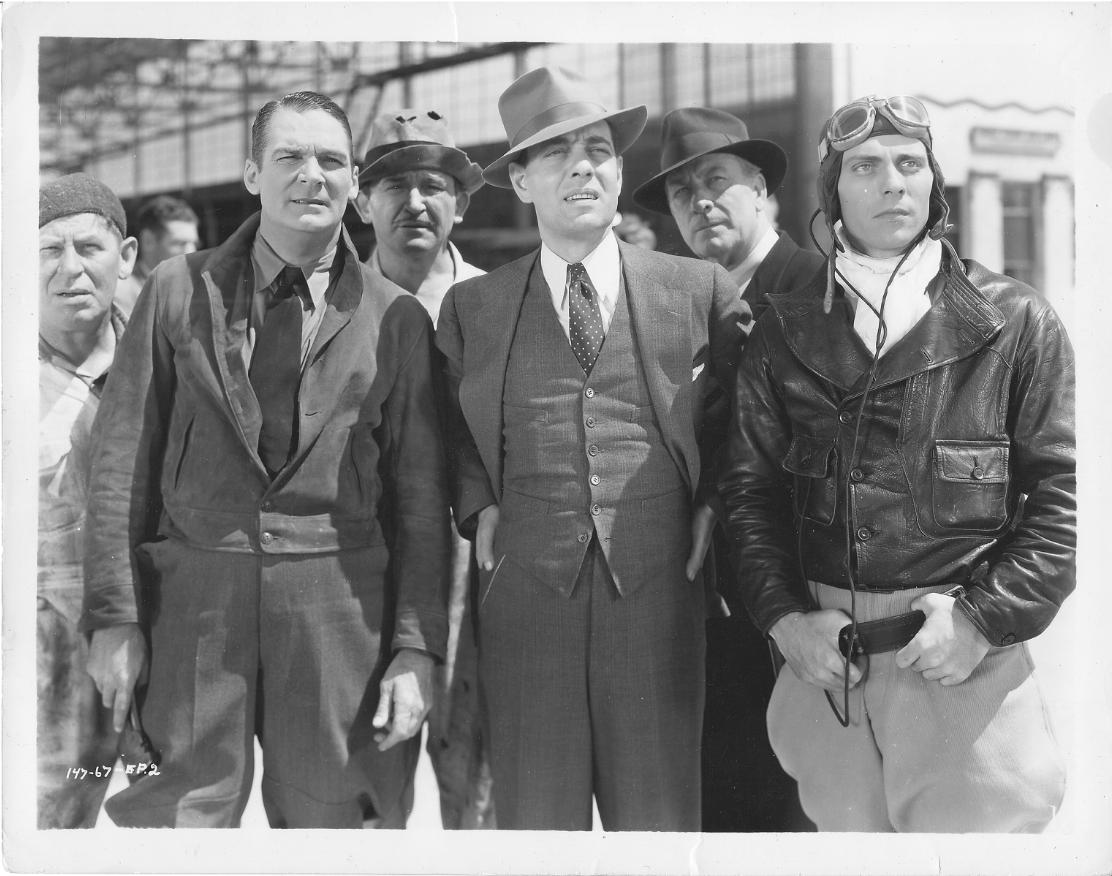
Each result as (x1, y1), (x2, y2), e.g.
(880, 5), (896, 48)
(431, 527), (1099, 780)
(685, 503), (717, 581)
(86, 623), (148, 733)
(896, 592), (991, 685)
(372, 648), (435, 751)
(475, 504), (499, 571)
(770, 610), (863, 692)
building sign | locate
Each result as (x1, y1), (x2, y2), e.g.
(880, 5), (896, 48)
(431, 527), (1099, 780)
(970, 127), (1060, 157)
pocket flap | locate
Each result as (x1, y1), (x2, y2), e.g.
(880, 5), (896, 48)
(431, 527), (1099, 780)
(935, 440), (1009, 484)
(782, 435), (834, 478)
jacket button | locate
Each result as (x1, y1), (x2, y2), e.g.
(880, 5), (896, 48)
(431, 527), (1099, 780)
(590, 475), (601, 486)
(577, 533), (589, 543)
(971, 466), (985, 480)
(585, 416), (596, 428)
(260, 532), (273, 545)
(261, 501), (273, 512)
(588, 444), (599, 456)
(590, 503), (602, 516)
(850, 468), (864, 482)
(856, 526), (872, 541)
(839, 411), (853, 425)
(1001, 633), (1016, 646)
(584, 387), (595, 398)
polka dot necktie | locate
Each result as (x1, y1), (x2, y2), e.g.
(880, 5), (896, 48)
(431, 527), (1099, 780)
(567, 262), (605, 375)
(250, 265), (309, 477)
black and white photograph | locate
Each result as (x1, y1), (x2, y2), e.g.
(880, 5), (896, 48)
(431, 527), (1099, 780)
(3, 2), (1111, 874)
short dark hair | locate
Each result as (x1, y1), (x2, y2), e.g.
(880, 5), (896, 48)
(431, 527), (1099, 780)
(250, 91), (353, 166)
(135, 195), (198, 237)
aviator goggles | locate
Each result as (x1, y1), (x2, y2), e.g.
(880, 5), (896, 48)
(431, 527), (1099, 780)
(817, 95), (931, 163)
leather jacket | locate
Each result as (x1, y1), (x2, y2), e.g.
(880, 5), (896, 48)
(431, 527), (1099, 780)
(720, 247), (1075, 647)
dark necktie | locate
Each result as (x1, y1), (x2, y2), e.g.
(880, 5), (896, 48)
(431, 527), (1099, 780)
(251, 265), (309, 477)
(567, 262), (605, 375)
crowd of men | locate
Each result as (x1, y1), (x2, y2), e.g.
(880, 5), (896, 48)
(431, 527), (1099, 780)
(37, 65), (1075, 832)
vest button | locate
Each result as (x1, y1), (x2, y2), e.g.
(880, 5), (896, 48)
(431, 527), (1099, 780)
(850, 468), (864, 482)
(260, 532), (273, 545)
(584, 387), (595, 398)
(577, 533), (589, 543)
(590, 503), (602, 516)
(839, 411), (853, 425)
(856, 526), (872, 542)
(585, 416), (596, 428)
(590, 475), (601, 486)
(588, 444), (599, 456)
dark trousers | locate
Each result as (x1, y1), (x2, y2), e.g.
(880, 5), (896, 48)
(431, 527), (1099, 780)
(478, 538), (705, 830)
(104, 538), (416, 828)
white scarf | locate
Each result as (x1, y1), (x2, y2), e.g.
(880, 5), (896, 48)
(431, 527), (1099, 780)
(834, 222), (942, 358)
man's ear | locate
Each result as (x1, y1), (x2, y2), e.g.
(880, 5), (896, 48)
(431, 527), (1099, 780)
(243, 159), (260, 196)
(117, 236), (139, 280)
(752, 172), (769, 210)
(508, 161), (533, 205)
(353, 188), (375, 224)
(453, 189), (471, 224)
(347, 165), (360, 202)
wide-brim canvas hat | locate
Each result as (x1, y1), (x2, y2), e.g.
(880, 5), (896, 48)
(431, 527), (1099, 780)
(358, 109), (485, 195)
(632, 107), (788, 215)
(483, 66), (648, 189)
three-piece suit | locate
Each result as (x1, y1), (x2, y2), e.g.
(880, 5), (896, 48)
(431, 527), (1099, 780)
(436, 239), (747, 829)
(81, 213), (450, 828)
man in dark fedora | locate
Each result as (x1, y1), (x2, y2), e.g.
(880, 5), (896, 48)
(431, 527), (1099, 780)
(353, 108), (494, 829)
(436, 66), (749, 830)
(635, 107), (823, 832)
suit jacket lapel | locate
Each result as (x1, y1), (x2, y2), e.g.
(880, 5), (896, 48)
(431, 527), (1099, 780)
(459, 251), (535, 501)
(620, 242), (698, 492)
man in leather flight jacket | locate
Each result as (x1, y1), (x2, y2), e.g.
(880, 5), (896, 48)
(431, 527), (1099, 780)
(719, 95), (1075, 832)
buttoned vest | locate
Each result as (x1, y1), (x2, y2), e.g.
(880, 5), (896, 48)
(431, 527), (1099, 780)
(500, 260), (689, 597)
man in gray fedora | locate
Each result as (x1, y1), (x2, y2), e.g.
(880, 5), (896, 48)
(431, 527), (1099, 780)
(353, 108), (494, 829)
(436, 66), (749, 830)
(634, 107), (822, 832)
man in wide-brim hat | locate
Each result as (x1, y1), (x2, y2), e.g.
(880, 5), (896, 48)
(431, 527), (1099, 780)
(635, 107), (822, 833)
(353, 108), (494, 829)
(436, 66), (750, 830)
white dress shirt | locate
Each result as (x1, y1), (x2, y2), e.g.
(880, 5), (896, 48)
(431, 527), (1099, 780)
(539, 231), (622, 340)
(729, 226), (780, 296)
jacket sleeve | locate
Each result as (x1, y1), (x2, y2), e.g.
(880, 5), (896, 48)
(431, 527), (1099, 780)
(697, 262), (752, 516)
(434, 283), (497, 540)
(377, 301), (451, 661)
(81, 269), (175, 633)
(957, 301), (1076, 645)
(718, 316), (813, 635)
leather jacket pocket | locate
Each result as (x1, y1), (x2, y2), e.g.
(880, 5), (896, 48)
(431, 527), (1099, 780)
(931, 439), (1009, 531)
(782, 435), (837, 526)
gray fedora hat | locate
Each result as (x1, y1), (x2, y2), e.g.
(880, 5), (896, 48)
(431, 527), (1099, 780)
(632, 107), (788, 215)
(483, 66), (647, 189)
(358, 109), (484, 195)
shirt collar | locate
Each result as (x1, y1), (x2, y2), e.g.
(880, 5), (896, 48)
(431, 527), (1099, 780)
(250, 231), (337, 311)
(729, 226), (780, 293)
(540, 230), (621, 306)
(38, 315), (118, 384)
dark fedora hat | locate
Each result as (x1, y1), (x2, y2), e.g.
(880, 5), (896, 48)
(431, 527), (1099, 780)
(483, 66), (647, 189)
(358, 109), (485, 194)
(632, 107), (788, 215)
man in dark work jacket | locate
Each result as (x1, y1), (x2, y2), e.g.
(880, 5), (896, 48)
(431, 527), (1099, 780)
(634, 106), (823, 831)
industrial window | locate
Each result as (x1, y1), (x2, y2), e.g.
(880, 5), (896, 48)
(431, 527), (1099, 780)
(1002, 182), (1038, 287)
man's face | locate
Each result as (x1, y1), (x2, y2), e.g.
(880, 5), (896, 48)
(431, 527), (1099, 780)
(141, 219), (199, 268)
(837, 134), (933, 258)
(39, 213), (137, 337)
(243, 107), (358, 236)
(508, 121), (622, 247)
(665, 153), (766, 270)
(355, 168), (467, 259)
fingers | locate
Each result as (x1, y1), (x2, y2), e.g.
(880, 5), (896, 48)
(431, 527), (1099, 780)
(372, 678), (393, 731)
(112, 688), (131, 734)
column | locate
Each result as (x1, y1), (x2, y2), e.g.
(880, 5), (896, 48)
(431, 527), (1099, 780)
(1039, 175), (1074, 321)
(965, 172), (1003, 273)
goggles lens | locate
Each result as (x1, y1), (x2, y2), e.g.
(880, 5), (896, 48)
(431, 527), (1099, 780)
(824, 95), (931, 155)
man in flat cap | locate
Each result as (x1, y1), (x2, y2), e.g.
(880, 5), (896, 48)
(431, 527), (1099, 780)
(37, 173), (137, 827)
(82, 91), (450, 828)
(353, 108), (494, 828)
(436, 67), (749, 830)
(634, 107), (823, 832)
